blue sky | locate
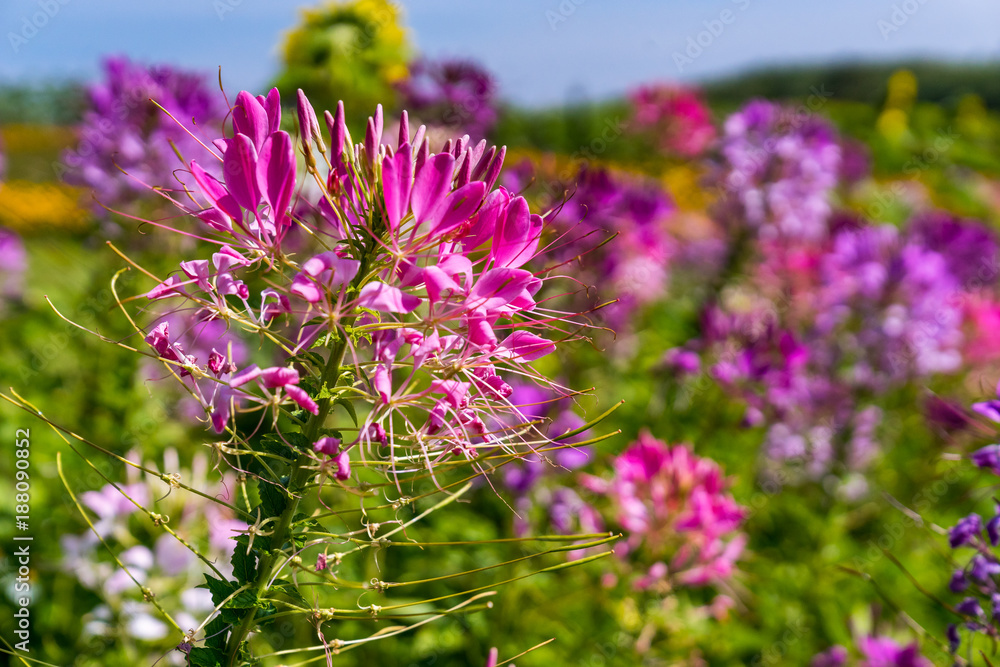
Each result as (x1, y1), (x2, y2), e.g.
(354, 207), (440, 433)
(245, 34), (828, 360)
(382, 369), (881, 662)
(2, 0), (998, 106)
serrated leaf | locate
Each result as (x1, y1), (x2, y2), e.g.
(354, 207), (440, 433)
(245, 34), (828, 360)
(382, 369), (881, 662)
(271, 578), (308, 606)
(284, 432), (312, 451)
(199, 574), (258, 610)
(187, 646), (225, 667)
(259, 433), (295, 460)
(203, 616), (229, 651)
(199, 574), (238, 607)
(258, 479), (289, 517)
(231, 535), (259, 584)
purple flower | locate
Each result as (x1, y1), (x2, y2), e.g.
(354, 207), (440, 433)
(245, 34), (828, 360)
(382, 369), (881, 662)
(956, 596), (984, 617)
(949, 514), (983, 548)
(970, 554), (1000, 582)
(946, 624), (960, 652)
(973, 401), (1000, 423)
(719, 99), (841, 241)
(906, 210), (998, 287)
(923, 395), (971, 432)
(949, 570), (968, 592)
(538, 164), (676, 332)
(397, 58), (499, 139)
(971, 445), (1000, 474)
(0, 228), (27, 301)
(63, 56), (226, 213)
(857, 636), (931, 667)
(988, 513), (1000, 546)
(662, 348), (701, 376)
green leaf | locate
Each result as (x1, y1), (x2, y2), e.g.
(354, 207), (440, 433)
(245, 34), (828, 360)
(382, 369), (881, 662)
(259, 433), (295, 460)
(199, 574), (237, 607)
(231, 535), (259, 584)
(271, 578), (308, 606)
(187, 646), (225, 667)
(288, 350), (326, 372)
(258, 479), (289, 517)
(335, 397), (359, 426)
(284, 431), (312, 451)
(203, 616), (229, 651)
(199, 574), (258, 610)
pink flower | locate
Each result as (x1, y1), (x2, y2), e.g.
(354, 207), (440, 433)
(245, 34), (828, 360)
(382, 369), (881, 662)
(594, 431), (747, 589)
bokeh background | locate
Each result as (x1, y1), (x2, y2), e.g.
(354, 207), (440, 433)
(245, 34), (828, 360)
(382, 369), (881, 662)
(3, 1), (1000, 666)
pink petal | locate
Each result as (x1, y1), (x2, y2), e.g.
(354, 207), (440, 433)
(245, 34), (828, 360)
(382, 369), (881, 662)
(230, 364), (262, 388)
(190, 160), (241, 224)
(411, 153), (455, 225)
(357, 282), (421, 313)
(290, 273), (323, 303)
(223, 134), (261, 213)
(465, 309), (497, 350)
(373, 364), (392, 404)
(313, 436), (340, 456)
(285, 384), (318, 414)
(381, 143), (413, 231)
(397, 110), (410, 148)
(260, 366), (300, 388)
(262, 88), (282, 135)
(422, 265), (462, 305)
(497, 331), (555, 362)
(465, 188), (509, 250)
(333, 449), (351, 480)
(302, 252), (361, 283)
(430, 181), (486, 237)
(257, 131), (296, 229)
(482, 145), (506, 191)
(437, 254), (474, 288)
(328, 101), (347, 170)
(491, 196), (542, 269)
(146, 275), (187, 300)
(467, 268), (535, 312)
(232, 91), (268, 149)
(296, 89), (321, 148)
(428, 379), (470, 410)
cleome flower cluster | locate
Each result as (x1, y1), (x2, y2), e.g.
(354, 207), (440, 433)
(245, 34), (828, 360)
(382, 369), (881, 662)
(140, 85), (589, 485)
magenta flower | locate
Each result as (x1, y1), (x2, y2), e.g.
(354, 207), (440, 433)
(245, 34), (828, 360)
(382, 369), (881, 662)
(135, 86), (585, 484)
(584, 431), (747, 589)
(628, 83), (716, 157)
(857, 637), (931, 667)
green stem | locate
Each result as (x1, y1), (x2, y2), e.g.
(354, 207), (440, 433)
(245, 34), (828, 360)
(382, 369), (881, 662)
(224, 339), (347, 665)
(223, 240), (375, 666)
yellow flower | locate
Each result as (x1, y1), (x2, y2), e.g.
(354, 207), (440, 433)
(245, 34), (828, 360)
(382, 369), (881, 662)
(0, 180), (91, 233)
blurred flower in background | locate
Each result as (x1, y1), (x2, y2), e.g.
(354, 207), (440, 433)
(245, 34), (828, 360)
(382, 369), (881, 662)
(629, 83), (716, 158)
(397, 57), (499, 139)
(61, 56), (225, 216)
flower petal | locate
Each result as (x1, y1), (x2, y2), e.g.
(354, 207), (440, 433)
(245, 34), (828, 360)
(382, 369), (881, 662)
(357, 282), (422, 313)
(411, 153), (455, 225)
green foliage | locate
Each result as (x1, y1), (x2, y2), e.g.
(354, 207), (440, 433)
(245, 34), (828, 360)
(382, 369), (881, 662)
(274, 0), (411, 127)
